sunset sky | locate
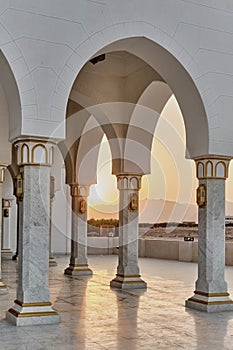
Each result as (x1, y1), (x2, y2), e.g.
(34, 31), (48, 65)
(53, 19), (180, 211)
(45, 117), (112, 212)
(88, 95), (233, 218)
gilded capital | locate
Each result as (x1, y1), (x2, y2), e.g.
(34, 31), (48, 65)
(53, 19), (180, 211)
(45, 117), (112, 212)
(13, 138), (56, 166)
(195, 156), (231, 180)
(70, 184), (89, 198)
(116, 174), (142, 191)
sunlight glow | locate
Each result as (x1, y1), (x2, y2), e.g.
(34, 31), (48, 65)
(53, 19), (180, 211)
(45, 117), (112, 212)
(88, 95), (233, 220)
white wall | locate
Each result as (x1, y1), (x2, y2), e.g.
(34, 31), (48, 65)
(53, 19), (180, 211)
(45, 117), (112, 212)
(0, 1), (232, 157)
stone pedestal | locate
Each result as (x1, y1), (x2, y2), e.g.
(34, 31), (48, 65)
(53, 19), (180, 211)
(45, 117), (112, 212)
(186, 157), (233, 312)
(110, 175), (146, 289)
(49, 176), (57, 267)
(6, 139), (60, 326)
(64, 184), (92, 276)
(2, 198), (13, 258)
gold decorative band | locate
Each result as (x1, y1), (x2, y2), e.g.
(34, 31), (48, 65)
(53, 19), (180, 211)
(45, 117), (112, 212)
(14, 300), (52, 307)
(188, 297), (233, 306)
(70, 264), (88, 267)
(8, 308), (58, 318)
(0, 286), (7, 288)
(112, 279), (143, 285)
(116, 274), (141, 278)
(194, 291), (229, 297)
(18, 163), (52, 168)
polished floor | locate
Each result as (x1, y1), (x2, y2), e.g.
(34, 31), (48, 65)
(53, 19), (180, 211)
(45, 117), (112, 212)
(1, 255), (233, 349)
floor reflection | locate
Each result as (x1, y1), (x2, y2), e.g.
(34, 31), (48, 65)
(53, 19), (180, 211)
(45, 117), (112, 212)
(113, 289), (145, 349)
(0, 255), (233, 349)
(186, 308), (231, 350)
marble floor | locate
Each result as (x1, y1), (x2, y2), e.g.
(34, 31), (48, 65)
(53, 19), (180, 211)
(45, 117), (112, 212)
(1, 256), (233, 349)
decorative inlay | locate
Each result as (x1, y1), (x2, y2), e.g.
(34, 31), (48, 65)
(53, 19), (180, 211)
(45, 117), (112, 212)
(0, 166), (6, 183)
(2, 199), (12, 208)
(8, 308), (58, 318)
(128, 193), (138, 211)
(50, 176), (55, 200)
(196, 184), (207, 208)
(14, 139), (56, 166)
(116, 274), (141, 278)
(15, 300), (52, 307)
(194, 291), (229, 297)
(15, 173), (24, 201)
(188, 297), (233, 305)
(79, 198), (87, 214)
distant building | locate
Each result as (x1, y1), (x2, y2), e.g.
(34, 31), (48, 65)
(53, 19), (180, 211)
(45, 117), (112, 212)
(226, 216), (233, 224)
(100, 225), (115, 237)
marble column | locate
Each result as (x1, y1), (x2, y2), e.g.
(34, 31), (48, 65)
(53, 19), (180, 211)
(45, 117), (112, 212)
(186, 157), (233, 312)
(6, 139), (60, 326)
(49, 176), (57, 267)
(2, 198), (13, 258)
(0, 166), (8, 293)
(110, 175), (146, 289)
(64, 184), (92, 276)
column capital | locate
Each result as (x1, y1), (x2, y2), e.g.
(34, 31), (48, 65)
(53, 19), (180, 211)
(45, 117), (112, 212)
(116, 174), (142, 191)
(70, 184), (89, 198)
(195, 156), (231, 180)
(13, 138), (56, 167)
(0, 165), (6, 183)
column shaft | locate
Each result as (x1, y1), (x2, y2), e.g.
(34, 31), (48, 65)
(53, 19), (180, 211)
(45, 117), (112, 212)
(110, 175), (146, 289)
(6, 139), (60, 326)
(64, 184), (92, 276)
(186, 157), (233, 312)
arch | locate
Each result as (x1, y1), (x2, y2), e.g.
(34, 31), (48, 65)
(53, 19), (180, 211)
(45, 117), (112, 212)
(197, 162), (204, 178)
(206, 160), (214, 178)
(32, 144), (48, 164)
(21, 144), (30, 164)
(59, 112), (106, 186)
(67, 96), (122, 170)
(215, 161), (227, 179)
(125, 81), (173, 174)
(0, 50), (22, 142)
(55, 33), (209, 159)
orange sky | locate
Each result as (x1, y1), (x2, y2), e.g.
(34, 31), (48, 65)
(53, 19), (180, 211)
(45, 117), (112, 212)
(88, 95), (233, 218)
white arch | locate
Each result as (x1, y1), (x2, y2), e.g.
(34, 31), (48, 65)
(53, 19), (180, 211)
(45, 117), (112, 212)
(0, 51), (22, 143)
(53, 28), (209, 158)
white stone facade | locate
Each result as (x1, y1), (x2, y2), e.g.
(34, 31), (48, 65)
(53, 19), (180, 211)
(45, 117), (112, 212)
(0, 0), (232, 325)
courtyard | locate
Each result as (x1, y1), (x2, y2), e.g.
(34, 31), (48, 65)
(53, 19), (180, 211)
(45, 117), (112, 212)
(1, 255), (233, 349)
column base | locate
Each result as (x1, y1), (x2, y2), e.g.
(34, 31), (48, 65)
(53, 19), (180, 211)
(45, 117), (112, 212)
(1, 249), (13, 259)
(110, 274), (147, 289)
(64, 264), (93, 276)
(49, 256), (57, 267)
(6, 300), (61, 326)
(186, 291), (233, 313)
(0, 279), (8, 294)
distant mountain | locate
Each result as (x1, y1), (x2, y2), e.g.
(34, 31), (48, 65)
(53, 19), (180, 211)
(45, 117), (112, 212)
(139, 199), (197, 223)
(88, 199), (233, 224)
